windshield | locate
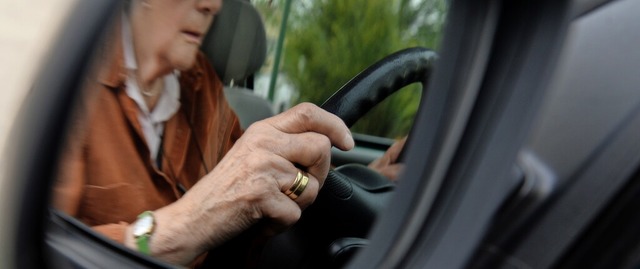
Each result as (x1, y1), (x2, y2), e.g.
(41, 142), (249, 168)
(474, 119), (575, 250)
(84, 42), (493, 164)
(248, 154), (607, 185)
(253, 0), (448, 139)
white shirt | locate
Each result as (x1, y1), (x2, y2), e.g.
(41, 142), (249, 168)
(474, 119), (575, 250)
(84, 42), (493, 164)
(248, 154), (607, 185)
(122, 15), (181, 163)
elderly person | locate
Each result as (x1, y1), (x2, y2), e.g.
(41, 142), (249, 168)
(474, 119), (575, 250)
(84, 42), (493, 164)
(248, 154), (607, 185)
(54, 0), (404, 267)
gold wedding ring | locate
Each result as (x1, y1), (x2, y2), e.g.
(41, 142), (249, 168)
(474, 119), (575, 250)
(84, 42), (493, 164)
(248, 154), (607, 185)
(285, 170), (309, 200)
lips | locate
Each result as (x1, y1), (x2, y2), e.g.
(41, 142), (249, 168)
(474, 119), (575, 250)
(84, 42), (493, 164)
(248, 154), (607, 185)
(182, 30), (203, 45)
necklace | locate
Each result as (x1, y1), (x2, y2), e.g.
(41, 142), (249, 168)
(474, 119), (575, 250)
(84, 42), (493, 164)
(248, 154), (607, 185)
(141, 86), (158, 97)
(135, 73), (161, 97)
(140, 80), (161, 97)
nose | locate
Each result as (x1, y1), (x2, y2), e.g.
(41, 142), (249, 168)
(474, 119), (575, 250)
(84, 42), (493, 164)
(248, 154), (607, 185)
(197, 0), (222, 15)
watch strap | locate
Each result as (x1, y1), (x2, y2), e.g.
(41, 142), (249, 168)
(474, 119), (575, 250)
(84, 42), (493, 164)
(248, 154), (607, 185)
(136, 234), (152, 255)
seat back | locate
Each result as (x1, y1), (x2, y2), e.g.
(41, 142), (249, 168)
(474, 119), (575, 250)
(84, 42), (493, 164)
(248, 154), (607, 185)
(201, 0), (274, 129)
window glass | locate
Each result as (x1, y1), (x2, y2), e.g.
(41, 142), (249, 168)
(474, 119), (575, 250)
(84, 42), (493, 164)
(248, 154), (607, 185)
(46, 0), (451, 266)
(253, 0), (448, 139)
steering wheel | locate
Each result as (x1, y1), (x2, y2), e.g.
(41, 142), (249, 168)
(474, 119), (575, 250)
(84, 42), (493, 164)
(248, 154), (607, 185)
(261, 47), (436, 268)
(204, 47), (437, 269)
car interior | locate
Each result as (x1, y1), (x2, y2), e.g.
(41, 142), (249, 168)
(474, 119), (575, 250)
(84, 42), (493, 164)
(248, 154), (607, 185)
(5, 0), (640, 268)
(201, 0), (274, 130)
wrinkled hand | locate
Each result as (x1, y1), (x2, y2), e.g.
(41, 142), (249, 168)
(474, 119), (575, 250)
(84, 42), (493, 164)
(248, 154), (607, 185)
(134, 103), (354, 265)
(368, 136), (407, 181)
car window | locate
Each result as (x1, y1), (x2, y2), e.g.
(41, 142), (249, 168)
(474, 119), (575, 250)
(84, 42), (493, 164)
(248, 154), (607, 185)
(43, 0), (451, 268)
(253, 0), (448, 139)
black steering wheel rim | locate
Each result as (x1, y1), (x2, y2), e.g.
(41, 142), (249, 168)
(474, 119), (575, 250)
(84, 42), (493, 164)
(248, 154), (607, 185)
(321, 47), (437, 127)
(314, 46), (437, 243)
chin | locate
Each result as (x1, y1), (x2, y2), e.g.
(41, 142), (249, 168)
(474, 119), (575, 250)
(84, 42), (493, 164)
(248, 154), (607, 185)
(169, 47), (199, 71)
(172, 58), (197, 71)
(171, 56), (197, 71)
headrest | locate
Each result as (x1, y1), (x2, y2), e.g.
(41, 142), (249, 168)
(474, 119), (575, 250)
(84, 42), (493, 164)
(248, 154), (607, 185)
(201, 0), (267, 85)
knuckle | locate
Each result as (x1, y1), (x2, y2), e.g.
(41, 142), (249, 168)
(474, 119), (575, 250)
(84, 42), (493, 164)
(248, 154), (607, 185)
(241, 130), (277, 151)
(296, 102), (318, 112)
(293, 103), (318, 123)
(245, 120), (268, 133)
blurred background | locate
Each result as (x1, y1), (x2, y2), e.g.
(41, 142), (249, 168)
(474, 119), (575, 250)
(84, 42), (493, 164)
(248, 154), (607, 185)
(0, 0), (76, 155)
(252, 0), (447, 139)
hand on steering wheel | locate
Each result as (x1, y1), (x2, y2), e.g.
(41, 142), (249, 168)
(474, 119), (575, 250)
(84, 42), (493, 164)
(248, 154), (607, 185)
(254, 47), (437, 269)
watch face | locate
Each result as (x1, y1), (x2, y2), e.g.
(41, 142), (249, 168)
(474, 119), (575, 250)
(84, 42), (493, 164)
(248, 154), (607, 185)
(133, 215), (154, 237)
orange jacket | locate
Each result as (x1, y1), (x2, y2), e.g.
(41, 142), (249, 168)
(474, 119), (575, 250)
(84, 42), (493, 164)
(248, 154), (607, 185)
(53, 29), (243, 244)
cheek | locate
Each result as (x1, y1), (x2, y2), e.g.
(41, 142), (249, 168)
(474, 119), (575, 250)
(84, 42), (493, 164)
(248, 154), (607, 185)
(155, 11), (204, 70)
(153, 22), (181, 55)
(153, 23), (196, 70)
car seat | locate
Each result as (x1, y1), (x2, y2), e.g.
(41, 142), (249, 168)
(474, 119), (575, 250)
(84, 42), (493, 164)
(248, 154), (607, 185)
(200, 0), (274, 129)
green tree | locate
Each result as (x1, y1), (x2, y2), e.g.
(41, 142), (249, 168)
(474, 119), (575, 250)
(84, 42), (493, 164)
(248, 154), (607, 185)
(257, 0), (447, 138)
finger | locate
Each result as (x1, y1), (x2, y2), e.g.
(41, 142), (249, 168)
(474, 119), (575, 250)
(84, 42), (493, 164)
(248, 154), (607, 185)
(296, 172), (321, 209)
(259, 186), (302, 230)
(265, 159), (321, 204)
(387, 136), (408, 163)
(267, 155), (325, 206)
(379, 164), (405, 181)
(260, 167), (323, 233)
(279, 169), (321, 209)
(235, 129), (332, 188)
(264, 103), (354, 151)
(271, 132), (332, 187)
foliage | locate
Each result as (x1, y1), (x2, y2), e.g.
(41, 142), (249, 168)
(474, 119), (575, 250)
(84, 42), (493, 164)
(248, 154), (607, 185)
(254, 0), (447, 138)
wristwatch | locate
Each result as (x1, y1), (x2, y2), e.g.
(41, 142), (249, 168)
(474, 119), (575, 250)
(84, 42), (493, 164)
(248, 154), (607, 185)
(132, 211), (155, 255)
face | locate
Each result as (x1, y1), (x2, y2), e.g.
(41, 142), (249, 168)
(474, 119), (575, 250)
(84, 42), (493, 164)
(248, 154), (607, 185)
(130, 0), (222, 71)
